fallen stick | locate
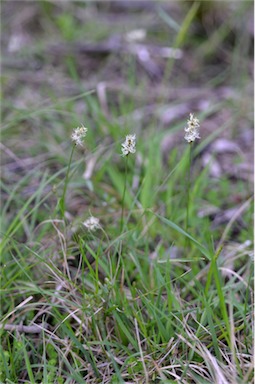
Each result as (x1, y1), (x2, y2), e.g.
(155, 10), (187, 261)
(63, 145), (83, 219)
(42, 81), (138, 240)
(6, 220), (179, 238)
(0, 323), (48, 334)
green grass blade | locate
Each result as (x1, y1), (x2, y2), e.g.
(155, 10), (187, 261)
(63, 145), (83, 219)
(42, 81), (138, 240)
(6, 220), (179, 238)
(153, 212), (211, 260)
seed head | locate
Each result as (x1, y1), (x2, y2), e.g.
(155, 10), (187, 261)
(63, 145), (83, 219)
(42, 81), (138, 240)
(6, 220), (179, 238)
(71, 125), (88, 146)
(184, 113), (200, 143)
(83, 216), (100, 231)
(121, 134), (136, 156)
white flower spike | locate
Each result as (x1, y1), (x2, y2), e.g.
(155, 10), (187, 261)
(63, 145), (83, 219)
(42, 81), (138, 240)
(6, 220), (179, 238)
(121, 134), (136, 156)
(83, 216), (100, 231)
(71, 125), (88, 146)
(184, 113), (200, 143)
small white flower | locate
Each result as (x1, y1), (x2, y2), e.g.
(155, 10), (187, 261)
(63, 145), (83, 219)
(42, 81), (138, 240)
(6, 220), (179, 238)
(184, 113), (200, 143)
(121, 134), (136, 156)
(83, 216), (100, 231)
(71, 125), (88, 146)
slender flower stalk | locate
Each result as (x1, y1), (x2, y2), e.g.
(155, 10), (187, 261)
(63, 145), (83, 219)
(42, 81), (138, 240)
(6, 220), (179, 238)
(184, 114), (200, 244)
(60, 125), (88, 219)
(82, 215), (104, 295)
(185, 143), (192, 235)
(120, 156), (128, 233)
(120, 134), (136, 232)
(83, 215), (110, 245)
(59, 143), (76, 220)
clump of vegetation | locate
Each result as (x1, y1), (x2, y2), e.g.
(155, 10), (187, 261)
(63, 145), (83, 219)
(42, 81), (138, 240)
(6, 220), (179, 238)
(1, 1), (253, 383)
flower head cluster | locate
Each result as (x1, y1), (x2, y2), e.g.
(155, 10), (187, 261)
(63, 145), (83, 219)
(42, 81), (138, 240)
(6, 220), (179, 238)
(121, 134), (136, 156)
(71, 125), (88, 146)
(184, 113), (200, 143)
(83, 216), (100, 231)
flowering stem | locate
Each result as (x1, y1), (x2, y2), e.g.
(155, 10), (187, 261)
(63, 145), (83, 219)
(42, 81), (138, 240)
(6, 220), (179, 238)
(120, 156), (128, 233)
(95, 248), (99, 295)
(59, 143), (76, 220)
(185, 143), (192, 246)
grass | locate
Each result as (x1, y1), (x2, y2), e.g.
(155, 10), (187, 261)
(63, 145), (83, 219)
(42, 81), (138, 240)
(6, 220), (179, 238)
(1, 1), (254, 383)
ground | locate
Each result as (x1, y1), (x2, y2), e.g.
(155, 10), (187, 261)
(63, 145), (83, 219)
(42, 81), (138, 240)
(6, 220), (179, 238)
(1, 1), (254, 383)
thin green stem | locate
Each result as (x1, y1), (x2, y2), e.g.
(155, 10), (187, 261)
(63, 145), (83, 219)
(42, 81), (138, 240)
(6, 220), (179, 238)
(120, 156), (128, 233)
(185, 143), (192, 239)
(60, 143), (76, 220)
(95, 249), (99, 295)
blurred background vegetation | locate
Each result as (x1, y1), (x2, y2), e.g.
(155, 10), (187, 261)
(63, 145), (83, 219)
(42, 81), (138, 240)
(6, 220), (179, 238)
(1, 0), (253, 243)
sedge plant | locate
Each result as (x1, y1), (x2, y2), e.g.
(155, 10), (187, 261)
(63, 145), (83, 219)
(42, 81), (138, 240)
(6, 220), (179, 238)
(59, 125), (88, 220)
(120, 134), (136, 233)
(184, 113), (200, 246)
(82, 216), (102, 295)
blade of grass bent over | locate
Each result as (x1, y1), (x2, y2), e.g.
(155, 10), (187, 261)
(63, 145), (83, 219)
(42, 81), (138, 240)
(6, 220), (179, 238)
(152, 211), (211, 260)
